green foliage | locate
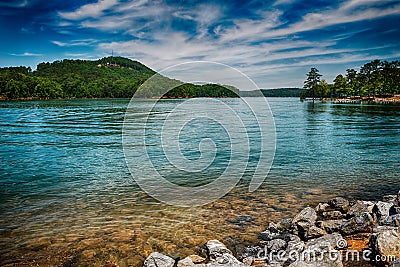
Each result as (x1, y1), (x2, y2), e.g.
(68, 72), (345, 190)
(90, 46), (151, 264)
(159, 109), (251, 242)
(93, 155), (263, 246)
(240, 88), (306, 97)
(333, 74), (347, 97)
(302, 60), (400, 100)
(0, 57), (239, 99)
(303, 67), (322, 101)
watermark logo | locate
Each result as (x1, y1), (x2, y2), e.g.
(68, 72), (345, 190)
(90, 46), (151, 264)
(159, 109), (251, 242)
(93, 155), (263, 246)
(252, 238), (397, 265)
(122, 61), (276, 207)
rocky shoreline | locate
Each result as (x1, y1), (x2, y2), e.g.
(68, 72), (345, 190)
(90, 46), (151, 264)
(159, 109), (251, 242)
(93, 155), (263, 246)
(142, 190), (400, 267)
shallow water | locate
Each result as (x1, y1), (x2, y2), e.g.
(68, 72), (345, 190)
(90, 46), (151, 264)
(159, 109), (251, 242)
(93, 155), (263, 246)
(0, 98), (399, 266)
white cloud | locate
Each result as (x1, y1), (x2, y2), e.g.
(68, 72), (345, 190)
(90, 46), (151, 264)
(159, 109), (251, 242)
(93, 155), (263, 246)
(217, 0), (400, 43)
(54, 0), (400, 88)
(58, 0), (119, 20)
(51, 39), (98, 47)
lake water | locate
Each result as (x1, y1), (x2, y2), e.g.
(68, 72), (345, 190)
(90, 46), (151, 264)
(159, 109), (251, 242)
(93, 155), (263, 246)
(0, 98), (399, 266)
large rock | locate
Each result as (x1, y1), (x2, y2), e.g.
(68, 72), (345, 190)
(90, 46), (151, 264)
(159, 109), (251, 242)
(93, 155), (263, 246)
(203, 240), (244, 265)
(384, 214), (400, 227)
(304, 233), (345, 250)
(288, 234), (344, 267)
(177, 257), (195, 267)
(383, 194), (397, 203)
(143, 252), (175, 267)
(340, 212), (374, 235)
(369, 227), (400, 265)
(396, 190), (400, 206)
(373, 201), (393, 224)
(259, 223), (285, 241)
(321, 211), (345, 220)
(264, 238), (287, 252)
(204, 240), (232, 260)
(277, 218), (293, 230)
(315, 203), (330, 214)
(306, 226), (326, 239)
(317, 220), (344, 234)
(346, 200), (374, 218)
(328, 197), (350, 213)
(292, 207), (318, 240)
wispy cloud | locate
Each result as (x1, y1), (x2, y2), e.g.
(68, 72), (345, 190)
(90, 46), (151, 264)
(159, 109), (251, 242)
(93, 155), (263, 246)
(6, 0), (398, 88)
(58, 0), (119, 20)
(219, 0), (400, 42)
(0, 0), (28, 8)
(10, 52), (42, 57)
(51, 39), (98, 47)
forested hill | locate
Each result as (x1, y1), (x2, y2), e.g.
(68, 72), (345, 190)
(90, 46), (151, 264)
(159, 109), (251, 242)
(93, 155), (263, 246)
(0, 57), (239, 99)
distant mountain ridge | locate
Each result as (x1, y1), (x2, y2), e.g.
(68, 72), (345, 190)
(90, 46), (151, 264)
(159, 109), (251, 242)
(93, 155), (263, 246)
(240, 88), (306, 97)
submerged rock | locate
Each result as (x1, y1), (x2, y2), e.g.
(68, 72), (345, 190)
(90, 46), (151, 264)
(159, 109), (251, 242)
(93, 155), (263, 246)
(143, 252), (175, 267)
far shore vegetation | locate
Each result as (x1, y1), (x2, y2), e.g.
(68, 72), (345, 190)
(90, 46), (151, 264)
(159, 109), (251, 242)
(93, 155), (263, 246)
(302, 59), (400, 103)
(0, 56), (238, 100)
(1, 57), (399, 103)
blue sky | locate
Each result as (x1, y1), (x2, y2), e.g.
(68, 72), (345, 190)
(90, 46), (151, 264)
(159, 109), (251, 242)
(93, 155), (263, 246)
(1, 0), (400, 88)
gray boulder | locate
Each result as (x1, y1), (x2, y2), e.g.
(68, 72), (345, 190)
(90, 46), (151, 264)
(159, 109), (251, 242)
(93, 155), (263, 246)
(369, 226), (400, 265)
(143, 252), (175, 267)
(203, 240), (244, 266)
(317, 220), (344, 234)
(383, 194), (397, 203)
(277, 218), (293, 230)
(315, 203), (330, 214)
(204, 240), (232, 260)
(384, 214), (400, 227)
(340, 212), (374, 235)
(306, 226), (326, 239)
(177, 257), (195, 267)
(305, 233), (345, 250)
(328, 197), (350, 213)
(288, 233), (344, 267)
(292, 207), (318, 239)
(373, 201), (393, 223)
(346, 200), (374, 218)
(321, 211), (345, 220)
(264, 238), (287, 252)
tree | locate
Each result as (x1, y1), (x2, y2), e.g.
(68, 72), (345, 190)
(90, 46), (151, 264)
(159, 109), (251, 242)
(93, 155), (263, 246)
(333, 74), (347, 97)
(303, 67), (322, 102)
(318, 79), (330, 99)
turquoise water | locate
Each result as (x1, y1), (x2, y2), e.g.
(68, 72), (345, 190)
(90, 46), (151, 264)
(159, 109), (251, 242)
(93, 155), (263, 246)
(0, 98), (399, 266)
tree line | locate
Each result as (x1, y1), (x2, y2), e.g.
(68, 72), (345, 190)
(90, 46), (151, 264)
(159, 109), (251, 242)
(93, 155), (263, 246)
(0, 57), (238, 99)
(302, 59), (400, 100)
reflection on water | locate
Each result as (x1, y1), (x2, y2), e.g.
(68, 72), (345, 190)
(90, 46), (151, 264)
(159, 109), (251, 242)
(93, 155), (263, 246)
(0, 98), (399, 266)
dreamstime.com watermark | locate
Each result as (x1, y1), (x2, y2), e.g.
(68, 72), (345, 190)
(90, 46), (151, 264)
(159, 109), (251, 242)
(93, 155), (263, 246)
(122, 61), (276, 207)
(253, 238), (398, 265)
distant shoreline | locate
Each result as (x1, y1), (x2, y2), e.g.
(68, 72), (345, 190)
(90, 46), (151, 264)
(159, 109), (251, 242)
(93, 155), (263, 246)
(302, 95), (400, 105)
